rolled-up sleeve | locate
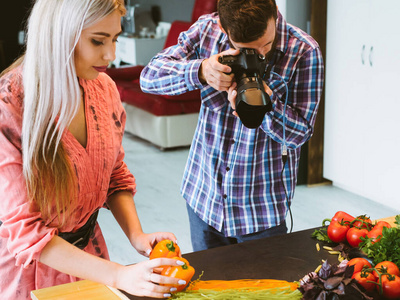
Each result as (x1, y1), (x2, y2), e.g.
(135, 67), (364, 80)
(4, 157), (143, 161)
(107, 145), (136, 198)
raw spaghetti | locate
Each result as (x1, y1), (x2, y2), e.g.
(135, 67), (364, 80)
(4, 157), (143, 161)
(170, 279), (302, 299)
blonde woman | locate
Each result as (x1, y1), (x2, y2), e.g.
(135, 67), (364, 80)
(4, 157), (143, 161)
(0, 0), (186, 298)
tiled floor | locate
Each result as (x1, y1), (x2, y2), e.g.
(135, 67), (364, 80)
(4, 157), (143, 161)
(98, 133), (399, 266)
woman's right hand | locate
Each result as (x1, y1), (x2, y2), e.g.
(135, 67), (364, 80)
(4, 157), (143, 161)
(116, 257), (187, 298)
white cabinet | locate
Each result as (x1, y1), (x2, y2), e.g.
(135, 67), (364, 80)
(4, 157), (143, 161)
(324, 0), (400, 210)
(114, 35), (166, 67)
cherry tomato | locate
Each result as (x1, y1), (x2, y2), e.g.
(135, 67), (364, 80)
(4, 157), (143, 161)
(352, 271), (377, 292)
(327, 220), (350, 243)
(373, 261), (400, 278)
(346, 227), (369, 248)
(347, 258), (372, 275)
(380, 274), (400, 299)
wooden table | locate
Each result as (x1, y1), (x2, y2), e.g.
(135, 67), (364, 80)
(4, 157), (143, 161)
(31, 216), (397, 299)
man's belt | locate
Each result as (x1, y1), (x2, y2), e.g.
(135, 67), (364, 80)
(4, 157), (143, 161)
(58, 210), (99, 250)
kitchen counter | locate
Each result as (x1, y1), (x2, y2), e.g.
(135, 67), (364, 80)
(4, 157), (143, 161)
(124, 216), (396, 299)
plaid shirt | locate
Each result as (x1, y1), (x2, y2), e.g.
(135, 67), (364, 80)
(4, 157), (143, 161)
(140, 12), (324, 237)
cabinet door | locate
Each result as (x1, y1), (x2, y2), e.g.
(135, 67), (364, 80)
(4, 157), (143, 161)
(324, 0), (370, 194)
(324, 0), (400, 210)
(361, 0), (400, 208)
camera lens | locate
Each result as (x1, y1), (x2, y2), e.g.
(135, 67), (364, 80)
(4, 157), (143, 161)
(235, 76), (272, 128)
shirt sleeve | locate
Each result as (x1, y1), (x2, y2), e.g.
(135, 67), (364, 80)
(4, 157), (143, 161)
(0, 70), (57, 268)
(262, 46), (324, 149)
(140, 21), (205, 95)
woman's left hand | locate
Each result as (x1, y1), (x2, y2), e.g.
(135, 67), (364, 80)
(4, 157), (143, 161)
(131, 232), (178, 257)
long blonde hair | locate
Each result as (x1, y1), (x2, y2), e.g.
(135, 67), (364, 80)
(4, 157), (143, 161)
(22, 0), (125, 228)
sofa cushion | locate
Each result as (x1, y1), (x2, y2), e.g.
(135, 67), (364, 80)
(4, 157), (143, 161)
(115, 81), (200, 116)
(106, 65), (144, 81)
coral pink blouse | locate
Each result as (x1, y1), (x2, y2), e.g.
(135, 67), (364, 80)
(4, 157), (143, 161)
(0, 66), (136, 299)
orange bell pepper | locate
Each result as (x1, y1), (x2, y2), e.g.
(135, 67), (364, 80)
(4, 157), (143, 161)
(149, 239), (181, 259)
(161, 257), (195, 292)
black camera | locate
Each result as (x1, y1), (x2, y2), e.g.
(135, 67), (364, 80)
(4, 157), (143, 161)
(218, 48), (272, 129)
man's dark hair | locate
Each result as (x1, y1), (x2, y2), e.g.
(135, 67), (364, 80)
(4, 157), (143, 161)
(218, 0), (277, 43)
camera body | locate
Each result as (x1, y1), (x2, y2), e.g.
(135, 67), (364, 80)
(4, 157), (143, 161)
(218, 48), (272, 128)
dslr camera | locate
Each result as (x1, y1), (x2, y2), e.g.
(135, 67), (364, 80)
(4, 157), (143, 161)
(219, 48), (272, 129)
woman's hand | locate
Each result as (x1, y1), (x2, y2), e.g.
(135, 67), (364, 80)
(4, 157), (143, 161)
(116, 257), (187, 298)
(131, 232), (178, 258)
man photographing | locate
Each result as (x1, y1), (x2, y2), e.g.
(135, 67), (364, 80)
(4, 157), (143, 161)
(140, 0), (324, 251)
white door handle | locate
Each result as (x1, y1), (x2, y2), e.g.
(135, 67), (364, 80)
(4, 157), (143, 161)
(369, 46), (374, 67)
(361, 45), (366, 65)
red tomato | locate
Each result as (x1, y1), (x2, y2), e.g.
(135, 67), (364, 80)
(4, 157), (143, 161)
(347, 258), (372, 275)
(327, 221), (350, 243)
(380, 274), (400, 299)
(366, 227), (383, 244)
(331, 211), (355, 224)
(346, 227), (369, 247)
(374, 221), (392, 229)
(352, 215), (373, 230)
(352, 271), (377, 292)
(373, 261), (400, 278)
(367, 221), (391, 244)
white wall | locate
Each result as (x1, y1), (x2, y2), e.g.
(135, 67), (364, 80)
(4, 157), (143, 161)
(127, 0), (195, 23)
(277, 0), (311, 33)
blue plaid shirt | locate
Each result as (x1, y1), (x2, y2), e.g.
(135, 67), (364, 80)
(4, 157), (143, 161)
(140, 12), (324, 237)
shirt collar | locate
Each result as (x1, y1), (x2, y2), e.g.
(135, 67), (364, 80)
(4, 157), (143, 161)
(275, 10), (288, 55)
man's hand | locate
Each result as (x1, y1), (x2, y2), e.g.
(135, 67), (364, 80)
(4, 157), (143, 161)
(199, 48), (240, 91)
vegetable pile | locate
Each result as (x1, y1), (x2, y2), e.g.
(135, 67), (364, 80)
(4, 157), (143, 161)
(311, 212), (400, 299)
(299, 260), (373, 299)
(151, 215), (400, 300)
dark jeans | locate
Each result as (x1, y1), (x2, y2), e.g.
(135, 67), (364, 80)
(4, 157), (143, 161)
(186, 203), (287, 251)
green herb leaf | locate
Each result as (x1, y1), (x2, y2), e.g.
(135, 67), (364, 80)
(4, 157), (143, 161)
(311, 228), (331, 243)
